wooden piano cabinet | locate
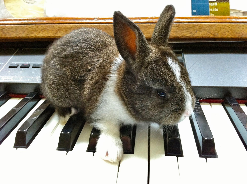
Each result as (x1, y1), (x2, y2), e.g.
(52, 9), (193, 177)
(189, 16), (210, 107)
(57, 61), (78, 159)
(0, 16), (246, 42)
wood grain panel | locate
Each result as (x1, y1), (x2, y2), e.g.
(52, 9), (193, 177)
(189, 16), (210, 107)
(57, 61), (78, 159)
(0, 17), (246, 42)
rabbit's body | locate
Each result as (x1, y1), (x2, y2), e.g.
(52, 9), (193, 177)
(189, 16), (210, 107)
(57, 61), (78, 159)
(42, 28), (119, 118)
(42, 5), (195, 163)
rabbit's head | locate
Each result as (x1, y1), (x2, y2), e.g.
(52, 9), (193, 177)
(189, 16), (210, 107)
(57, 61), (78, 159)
(114, 5), (195, 125)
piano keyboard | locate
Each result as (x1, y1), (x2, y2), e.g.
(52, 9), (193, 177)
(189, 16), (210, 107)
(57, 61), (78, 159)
(0, 95), (246, 184)
(0, 47), (246, 184)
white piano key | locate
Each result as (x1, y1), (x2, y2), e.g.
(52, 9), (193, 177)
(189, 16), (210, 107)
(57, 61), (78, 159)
(201, 103), (247, 184)
(0, 98), (22, 184)
(65, 123), (96, 184)
(90, 155), (119, 184)
(177, 118), (207, 184)
(31, 114), (68, 184)
(117, 124), (149, 184)
(0, 98), (22, 119)
(240, 104), (247, 114)
(0, 98), (22, 149)
(149, 123), (179, 184)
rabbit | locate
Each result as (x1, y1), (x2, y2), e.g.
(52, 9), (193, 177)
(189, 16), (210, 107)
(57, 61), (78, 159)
(41, 5), (195, 163)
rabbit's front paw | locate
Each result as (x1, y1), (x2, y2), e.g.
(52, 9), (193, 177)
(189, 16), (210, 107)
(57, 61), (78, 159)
(96, 134), (123, 163)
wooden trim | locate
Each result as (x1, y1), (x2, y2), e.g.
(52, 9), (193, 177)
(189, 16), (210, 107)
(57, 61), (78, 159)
(0, 16), (246, 42)
(0, 16), (247, 24)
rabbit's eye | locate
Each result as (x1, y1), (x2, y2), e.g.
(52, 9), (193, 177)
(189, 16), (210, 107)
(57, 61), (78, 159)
(157, 89), (166, 98)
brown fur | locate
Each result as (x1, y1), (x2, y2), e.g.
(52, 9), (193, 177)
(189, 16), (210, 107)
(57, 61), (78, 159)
(41, 28), (119, 117)
(151, 5), (175, 46)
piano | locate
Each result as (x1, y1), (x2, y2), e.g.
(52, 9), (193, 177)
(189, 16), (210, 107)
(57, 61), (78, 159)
(0, 17), (247, 184)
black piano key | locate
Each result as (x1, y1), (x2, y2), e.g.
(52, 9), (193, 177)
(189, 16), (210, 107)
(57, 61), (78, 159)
(86, 127), (100, 153)
(222, 96), (247, 150)
(14, 100), (55, 148)
(57, 113), (86, 152)
(189, 100), (217, 158)
(120, 125), (137, 154)
(86, 125), (137, 154)
(0, 92), (40, 144)
(0, 91), (10, 107)
(163, 125), (183, 157)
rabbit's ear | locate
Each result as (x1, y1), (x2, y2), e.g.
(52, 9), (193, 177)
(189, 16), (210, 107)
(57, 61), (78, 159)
(151, 5), (175, 46)
(114, 11), (150, 63)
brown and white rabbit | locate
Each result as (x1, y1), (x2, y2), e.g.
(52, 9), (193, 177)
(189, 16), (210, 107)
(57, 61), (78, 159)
(41, 5), (195, 163)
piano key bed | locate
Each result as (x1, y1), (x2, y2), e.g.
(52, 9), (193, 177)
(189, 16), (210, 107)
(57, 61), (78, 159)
(0, 92), (247, 184)
(0, 48), (247, 184)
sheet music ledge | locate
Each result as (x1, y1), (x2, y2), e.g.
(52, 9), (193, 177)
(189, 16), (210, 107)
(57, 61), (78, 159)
(0, 16), (246, 42)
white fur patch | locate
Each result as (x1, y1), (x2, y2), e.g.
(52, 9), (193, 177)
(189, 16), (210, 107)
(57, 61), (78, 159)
(91, 55), (137, 162)
(168, 57), (193, 120)
(91, 55), (137, 127)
